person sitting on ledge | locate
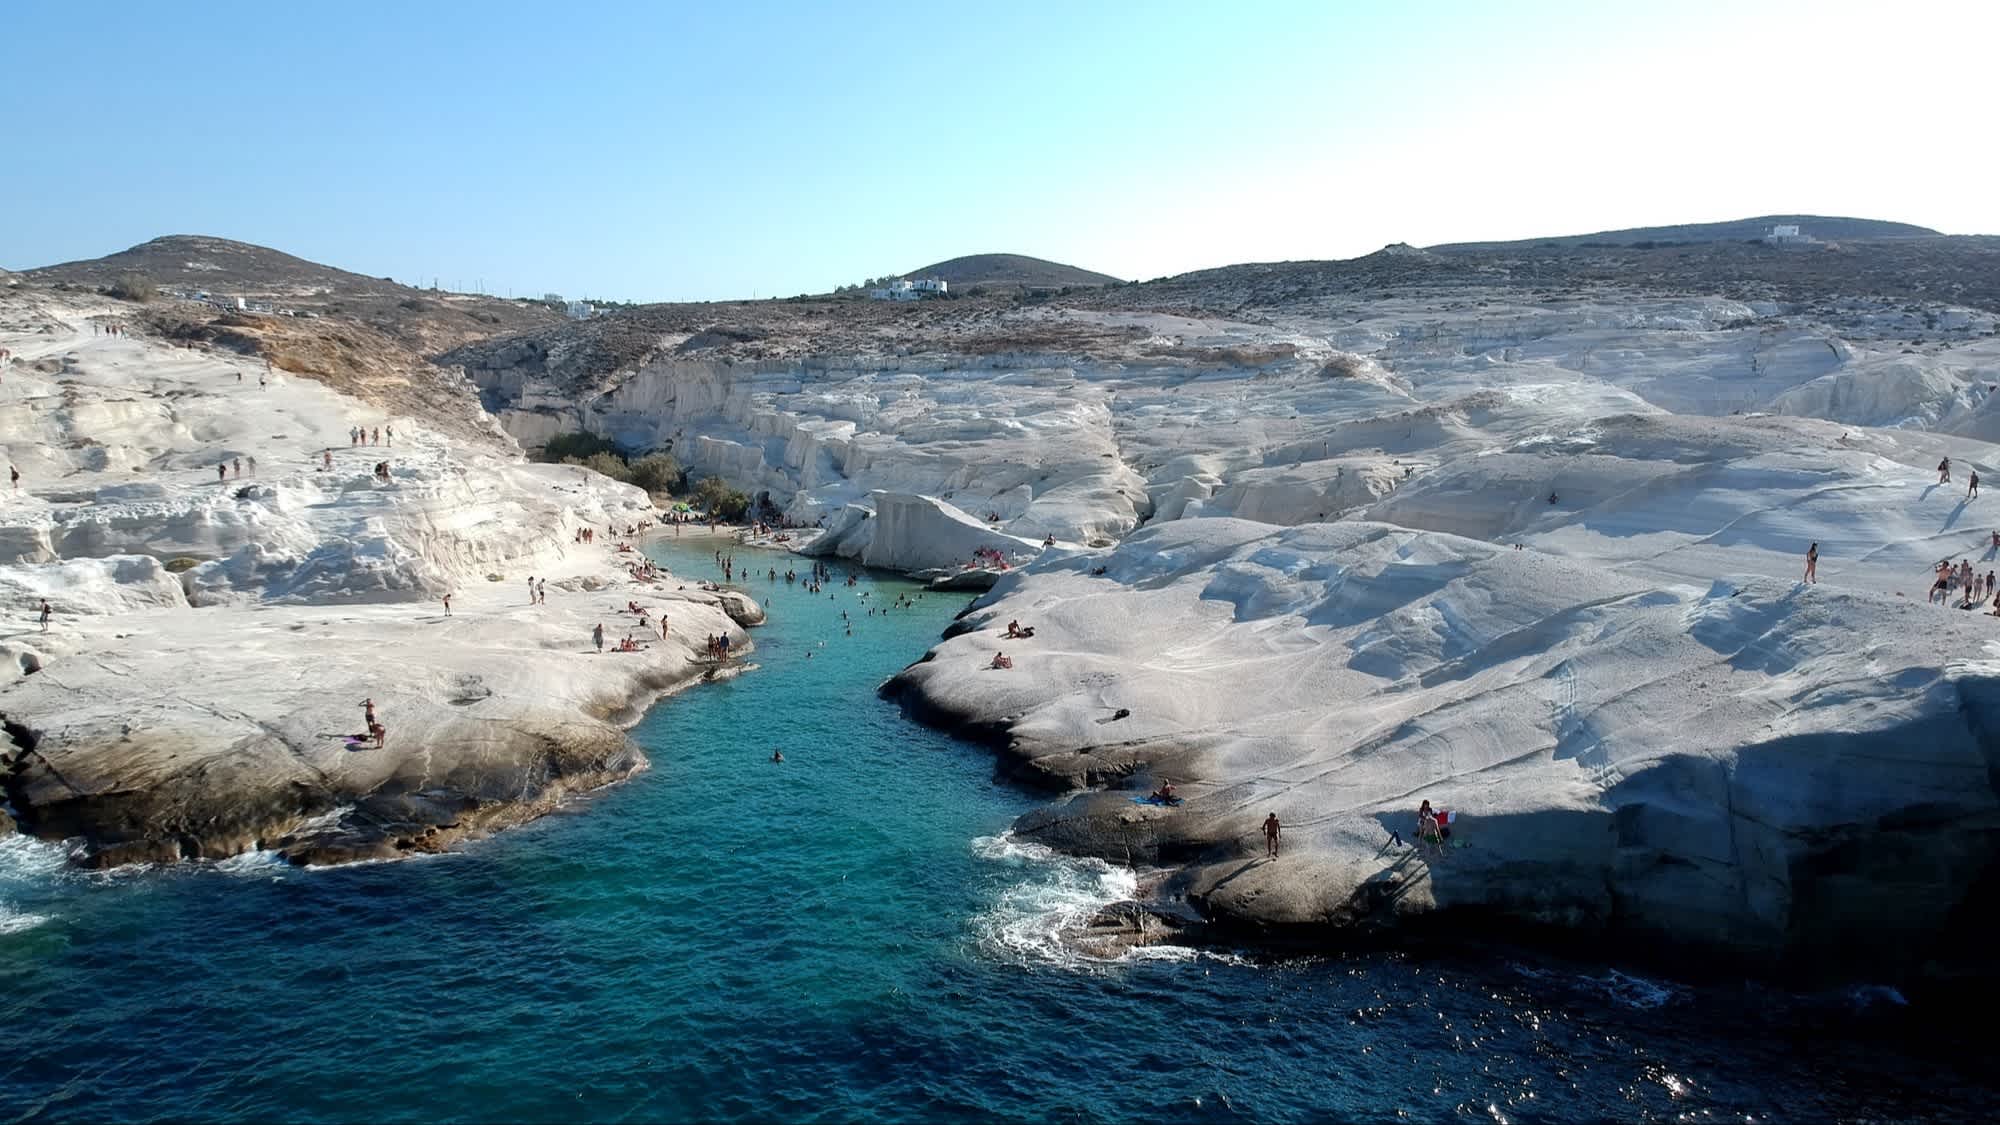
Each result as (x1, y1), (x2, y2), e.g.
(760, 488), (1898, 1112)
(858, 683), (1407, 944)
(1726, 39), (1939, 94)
(989, 651), (1013, 670)
(1005, 619), (1023, 638)
(1150, 781), (1177, 804)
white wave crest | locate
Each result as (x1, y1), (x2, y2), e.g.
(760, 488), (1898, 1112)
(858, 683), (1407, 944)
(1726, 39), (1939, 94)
(969, 832), (1138, 969)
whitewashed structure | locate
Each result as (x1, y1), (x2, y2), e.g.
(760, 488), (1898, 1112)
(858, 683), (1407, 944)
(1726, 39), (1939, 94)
(869, 278), (947, 301)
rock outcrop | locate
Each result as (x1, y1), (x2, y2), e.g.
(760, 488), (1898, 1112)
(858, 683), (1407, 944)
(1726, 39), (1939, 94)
(0, 290), (758, 866)
(886, 519), (2000, 991)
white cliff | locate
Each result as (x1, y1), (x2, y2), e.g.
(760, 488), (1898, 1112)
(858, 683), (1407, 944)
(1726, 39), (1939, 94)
(0, 291), (758, 866)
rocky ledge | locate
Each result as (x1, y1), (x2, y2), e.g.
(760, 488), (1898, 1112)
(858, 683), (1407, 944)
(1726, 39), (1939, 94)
(885, 519), (2000, 997)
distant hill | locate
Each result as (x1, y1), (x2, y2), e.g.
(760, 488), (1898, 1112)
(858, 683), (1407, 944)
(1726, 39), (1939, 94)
(1432, 215), (1940, 252)
(901, 253), (1120, 291)
(24, 234), (420, 298)
(22, 234), (559, 358)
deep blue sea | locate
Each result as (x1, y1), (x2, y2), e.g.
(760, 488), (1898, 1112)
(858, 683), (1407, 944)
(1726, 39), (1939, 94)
(0, 537), (1987, 1123)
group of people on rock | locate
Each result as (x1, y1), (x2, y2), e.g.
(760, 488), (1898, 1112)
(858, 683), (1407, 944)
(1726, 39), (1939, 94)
(969, 546), (1014, 571)
(350, 425), (391, 447)
(1939, 457), (1983, 499)
(214, 456), (257, 483)
(1928, 557), (2000, 610)
(360, 698), (386, 749)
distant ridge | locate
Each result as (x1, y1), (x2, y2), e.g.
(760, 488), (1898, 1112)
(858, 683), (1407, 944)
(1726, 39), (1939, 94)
(1431, 214), (1940, 252)
(901, 253), (1120, 291)
(24, 234), (414, 297)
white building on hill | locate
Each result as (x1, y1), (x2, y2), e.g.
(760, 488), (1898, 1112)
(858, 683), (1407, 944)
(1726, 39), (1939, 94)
(870, 278), (947, 301)
(1765, 224), (1813, 245)
(565, 300), (595, 320)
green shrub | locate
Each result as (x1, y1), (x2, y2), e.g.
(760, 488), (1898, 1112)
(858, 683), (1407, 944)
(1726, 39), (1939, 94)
(626, 452), (682, 495)
(537, 431), (620, 463)
(584, 451), (631, 480)
(691, 476), (751, 520)
(106, 274), (155, 302)
(163, 556), (200, 573)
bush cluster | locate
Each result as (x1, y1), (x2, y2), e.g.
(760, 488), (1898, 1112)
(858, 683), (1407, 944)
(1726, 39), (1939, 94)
(106, 273), (155, 302)
(536, 432), (684, 497)
(690, 476), (751, 520)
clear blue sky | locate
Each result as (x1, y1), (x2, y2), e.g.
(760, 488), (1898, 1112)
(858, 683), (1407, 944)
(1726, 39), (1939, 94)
(3, 0), (1993, 302)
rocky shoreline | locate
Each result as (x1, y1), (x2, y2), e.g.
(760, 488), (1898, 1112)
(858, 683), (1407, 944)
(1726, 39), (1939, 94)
(0, 292), (765, 870)
(881, 520), (2000, 1001)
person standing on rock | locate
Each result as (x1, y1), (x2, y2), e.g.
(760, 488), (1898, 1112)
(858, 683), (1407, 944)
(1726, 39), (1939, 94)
(442, 592), (452, 616)
(1970, 472), (1981, 500)
(528, 576), (537, 605)
(232, 457), (242, 479)
(10, 465), (18, 491)
(361, 698), (377, 731)
(39, 599), (52, 631)
(217, 462), (228, 484)
(1940, 457), (1952, 483)
(1262, 812), (1281, 859)
(385, 425), (393, 446)
(322, 449), (333, 471)
(1803, 542), (1818, 584)
(592, 622), (604, 653)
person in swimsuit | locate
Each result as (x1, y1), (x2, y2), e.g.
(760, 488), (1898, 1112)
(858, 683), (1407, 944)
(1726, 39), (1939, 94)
(1263, 813), (1281, 858)
(1803, 542), (1818, 584)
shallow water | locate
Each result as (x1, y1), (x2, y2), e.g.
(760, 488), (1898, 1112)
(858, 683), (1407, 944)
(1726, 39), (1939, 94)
(0, 538), (1986, 1123)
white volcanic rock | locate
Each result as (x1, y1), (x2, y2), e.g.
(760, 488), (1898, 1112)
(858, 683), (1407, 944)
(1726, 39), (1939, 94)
(860, 491), (1046, 571)
(887, 518), (2000, 981)
(396, 264), (2000, 987)
(0, 291), (756, 866)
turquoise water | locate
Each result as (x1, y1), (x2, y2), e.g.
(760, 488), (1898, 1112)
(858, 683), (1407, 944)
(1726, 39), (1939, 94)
(0, 538), (1987, 1122)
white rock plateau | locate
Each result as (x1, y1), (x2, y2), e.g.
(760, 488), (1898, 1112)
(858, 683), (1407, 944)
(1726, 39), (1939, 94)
(0, 292), (757, 865)
(464, 286), (2000, 986)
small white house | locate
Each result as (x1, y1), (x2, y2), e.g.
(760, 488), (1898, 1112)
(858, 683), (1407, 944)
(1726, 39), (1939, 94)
(1765, 224), (1811, 244)
(565, 300), (594, 320)
(869, 277), (947, 301)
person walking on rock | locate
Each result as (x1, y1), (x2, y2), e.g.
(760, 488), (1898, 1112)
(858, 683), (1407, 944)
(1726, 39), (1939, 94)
(1940, 457), (1952, 483)
(527, 576), (537, 605)
(1803, 542), (1818, 584)
(10, 465), (18, 492)
(536, 578), (547, 605)
(1263, 812), (1281, 859)
(38, 599), (51, 631)
(442, 592), (452, 616)
(1970, 472), (1981, 500)
(592, 622), (604, 653)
